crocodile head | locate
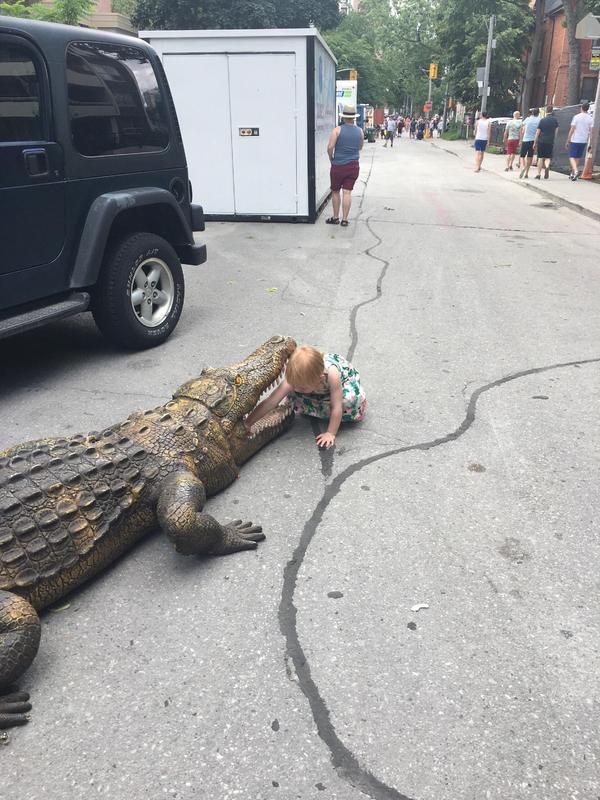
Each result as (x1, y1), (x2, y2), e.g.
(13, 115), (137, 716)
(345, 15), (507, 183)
(174, 335), (297, 465)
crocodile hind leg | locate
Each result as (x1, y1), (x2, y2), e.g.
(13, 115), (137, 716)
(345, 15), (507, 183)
(0, 591), (40, 728)
(157, 472), (265, 556)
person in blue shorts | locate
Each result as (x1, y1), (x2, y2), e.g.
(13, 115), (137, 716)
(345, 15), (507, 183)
(473, 111), (490, 172)
(566, 102), (594, 180)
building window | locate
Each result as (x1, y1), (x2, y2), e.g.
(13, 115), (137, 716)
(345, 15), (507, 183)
(0, 41), (42, 143)
(580, 76), (598, 103)
(67, 42), (169, 157)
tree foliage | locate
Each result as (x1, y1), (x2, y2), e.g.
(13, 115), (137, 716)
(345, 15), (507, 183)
(324, 0), (438, 111)
(132, 0), (340, 31)
(0, 0), (94, 24)
(435, 0), (531, 116)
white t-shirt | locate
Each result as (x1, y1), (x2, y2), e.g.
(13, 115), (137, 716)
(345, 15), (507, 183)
(387, 118), (396, 132)
(570, 111), (593, 143)
(475, 118), (490, 141)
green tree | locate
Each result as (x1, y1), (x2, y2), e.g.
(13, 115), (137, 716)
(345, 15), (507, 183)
(0, 0), (30, 17)
(324, 0), (438, 111)
(132, 0), (339, 30)
(436, 0), (531, 116)
(0, 0), (94, 24)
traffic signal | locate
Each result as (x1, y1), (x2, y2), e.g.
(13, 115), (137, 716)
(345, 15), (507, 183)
(349, 69), (358, 80)
(429, 63), (438, 80)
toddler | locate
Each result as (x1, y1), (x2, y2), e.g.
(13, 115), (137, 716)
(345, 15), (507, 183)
(245, 346), (366, 448)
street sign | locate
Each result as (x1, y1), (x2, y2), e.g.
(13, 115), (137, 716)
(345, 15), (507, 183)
(423, 100), (432, 112)
(591, 47), (600, 70)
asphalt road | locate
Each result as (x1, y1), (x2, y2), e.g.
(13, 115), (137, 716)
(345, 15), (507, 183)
(2, 138), (600, 800)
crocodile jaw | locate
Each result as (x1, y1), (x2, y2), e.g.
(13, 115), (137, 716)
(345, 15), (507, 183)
(232, 403), (295, 465)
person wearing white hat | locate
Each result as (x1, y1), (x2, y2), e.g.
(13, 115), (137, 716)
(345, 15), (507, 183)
(326, 105), (364, 227)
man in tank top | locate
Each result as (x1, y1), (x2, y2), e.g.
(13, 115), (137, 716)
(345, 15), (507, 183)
(326, 105), (364, 228)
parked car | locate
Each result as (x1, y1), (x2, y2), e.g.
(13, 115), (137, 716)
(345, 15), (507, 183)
(0, 17), (206, 349)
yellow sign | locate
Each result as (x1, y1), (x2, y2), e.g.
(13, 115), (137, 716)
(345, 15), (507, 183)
(429, 63), (438, 80)
(591, 47), (600, 70)
(349, 69), (358, 80)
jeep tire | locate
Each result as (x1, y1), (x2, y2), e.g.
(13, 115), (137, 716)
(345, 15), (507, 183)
(92, 232), (185, 350)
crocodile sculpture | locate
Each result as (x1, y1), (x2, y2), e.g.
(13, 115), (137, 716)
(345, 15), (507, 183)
(0, 335), (296, 730)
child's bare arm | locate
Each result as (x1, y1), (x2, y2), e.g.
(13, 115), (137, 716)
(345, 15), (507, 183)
(316, 368), (343, 448)
(245, 380), (291, 431)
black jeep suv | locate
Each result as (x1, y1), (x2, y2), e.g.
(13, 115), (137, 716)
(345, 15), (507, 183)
(0, 17), (206, 349)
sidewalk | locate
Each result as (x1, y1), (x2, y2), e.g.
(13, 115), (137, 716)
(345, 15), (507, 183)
(432, 138), (600, 222)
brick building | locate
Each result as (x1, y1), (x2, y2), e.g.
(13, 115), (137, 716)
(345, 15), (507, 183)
(529, 0), (598, 107)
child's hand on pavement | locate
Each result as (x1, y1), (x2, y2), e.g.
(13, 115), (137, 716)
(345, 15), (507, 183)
(316, 432), (336, 449)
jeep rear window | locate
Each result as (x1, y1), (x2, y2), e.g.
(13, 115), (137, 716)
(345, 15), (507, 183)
(67, 42), (169, 157)
(0, 42), (42, 143)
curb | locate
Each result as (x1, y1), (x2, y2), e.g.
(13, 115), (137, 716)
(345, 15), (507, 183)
(431, 140), (600, 224)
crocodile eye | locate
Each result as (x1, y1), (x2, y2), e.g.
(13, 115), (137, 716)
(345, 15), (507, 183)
(235, 375), (242, 385)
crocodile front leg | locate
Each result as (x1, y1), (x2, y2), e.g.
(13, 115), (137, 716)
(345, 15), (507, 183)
(0, 591), (40, 728)
(157, 472), (265, 556)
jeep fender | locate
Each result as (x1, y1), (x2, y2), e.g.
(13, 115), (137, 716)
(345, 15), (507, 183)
(70, 188), (197, 289)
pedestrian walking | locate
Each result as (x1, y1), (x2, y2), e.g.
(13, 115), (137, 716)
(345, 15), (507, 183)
(325, 104), (363, 227)
(519, 108), (540, 179)
(473, 111), (490, 172)
(409, 118), (417, 139)
(245, 346), (367, 449)
(396, 117), (404, 138)
(503, 111), (522, 171)
(384, 116), (396, 147)
(566, 102), (594, 181)
(534, 105), (558, 179)
(416, 117), (426, 140)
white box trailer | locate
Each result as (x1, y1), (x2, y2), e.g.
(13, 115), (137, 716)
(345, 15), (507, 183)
(140, 28), (337, 222)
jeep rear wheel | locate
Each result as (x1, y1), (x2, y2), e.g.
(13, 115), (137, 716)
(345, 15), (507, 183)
(92, 233), (184, 350)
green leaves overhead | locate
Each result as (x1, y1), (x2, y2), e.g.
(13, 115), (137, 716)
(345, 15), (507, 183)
(436, 0), (531, 115)
(324, 0), (438, 110)
(132, 0), (340, 30)
(323, 0), (534, 115)
(0, 0), (94, 23)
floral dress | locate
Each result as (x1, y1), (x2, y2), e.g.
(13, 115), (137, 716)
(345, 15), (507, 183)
(289, 353), (367, 422)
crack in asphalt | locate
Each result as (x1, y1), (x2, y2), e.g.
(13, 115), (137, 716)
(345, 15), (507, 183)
(279, 161), (600, 798)
(359, 219), (600, 235)
(279, 355), (600, 800)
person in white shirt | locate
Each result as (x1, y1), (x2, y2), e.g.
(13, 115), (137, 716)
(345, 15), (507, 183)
(473, 111), (490, 172)
(384, 116), (397, 147)
(566, 102), (594, 180)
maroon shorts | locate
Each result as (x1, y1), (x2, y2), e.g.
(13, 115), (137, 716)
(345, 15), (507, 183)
(330, 160), (360, 191)
(506, 139), (519, 155)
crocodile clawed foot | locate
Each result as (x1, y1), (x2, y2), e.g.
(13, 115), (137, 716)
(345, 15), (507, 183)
(213, 519), (265, 555)
(0, 689), (32, 729)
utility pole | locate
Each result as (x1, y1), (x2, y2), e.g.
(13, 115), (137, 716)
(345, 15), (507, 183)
(481, 15), (495, 114)
(442, 67), (450, 133)
(427, 77), (432, 118)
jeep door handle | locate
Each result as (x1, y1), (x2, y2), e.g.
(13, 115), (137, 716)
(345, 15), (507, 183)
(23, 147), (50, 177)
